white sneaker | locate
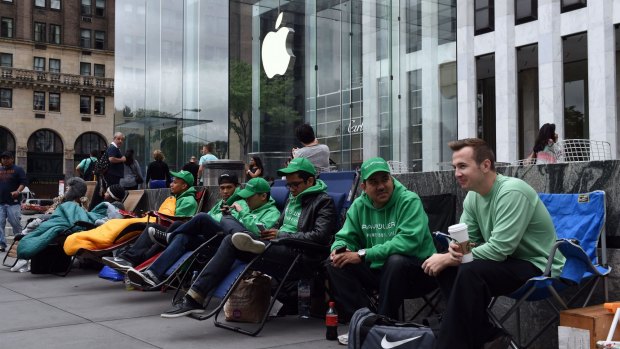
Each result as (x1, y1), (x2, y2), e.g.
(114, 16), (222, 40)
(231, 232), (265, 254)
(10, 259), (28, 272)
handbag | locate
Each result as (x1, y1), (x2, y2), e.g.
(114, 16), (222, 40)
(223, 271), (271, 323)
(348, 308), (435, 349)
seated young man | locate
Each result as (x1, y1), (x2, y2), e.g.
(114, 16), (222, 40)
(126, 177), (280, 287)
(421, 138), (565, 349)
(161, 157), (338, 318)
(100, 170), (197, 270)
(328, 157), (437, 320)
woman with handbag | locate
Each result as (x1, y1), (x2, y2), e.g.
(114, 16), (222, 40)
(120, 149), (144, 190)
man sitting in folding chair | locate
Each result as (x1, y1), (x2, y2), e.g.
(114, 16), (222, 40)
(126, 177), (280, 288)
(328, 157), (437, 320)
(95, 170), (197, 269)
(161, 157), (337, 318)
(422, 138), (565, 349)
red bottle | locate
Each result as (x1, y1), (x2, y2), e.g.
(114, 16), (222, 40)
(325, 301), (338, 340)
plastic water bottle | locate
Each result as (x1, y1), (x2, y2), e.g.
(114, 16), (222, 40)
(124, 274), (134, 291)
(297, 279), (311, 318)
(325, 301), (338, 340)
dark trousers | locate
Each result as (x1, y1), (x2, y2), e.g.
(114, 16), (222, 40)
(147, 213), (246, 278)
(120, 221), (184, 266)
(191, 234), (298, 298)
(435, 258), (541, 349)
(327, 254), (437, 320)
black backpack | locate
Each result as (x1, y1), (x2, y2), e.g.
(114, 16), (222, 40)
(94, 150), (111, 176)
(81, 158), (95, 181)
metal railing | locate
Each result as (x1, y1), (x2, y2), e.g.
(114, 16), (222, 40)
(0, 67), (114, 91)
(512, 139), (613, 166)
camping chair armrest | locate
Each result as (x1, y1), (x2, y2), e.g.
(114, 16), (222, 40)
(147, 211), (192, 226)
(270, 237), (328, 253)
(73, 220), (97, 230)
(541, 239), (572, 277)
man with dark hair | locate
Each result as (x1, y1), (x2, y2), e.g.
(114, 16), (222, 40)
(293, 123), (330, 174)
(328, 157), (437, 319)
(161, 157), (338, 318)
(126, 177), (281, 287)
(0, 151), (27, 251)
(421, 138), (565, 349)
(197, 143), (218, 182)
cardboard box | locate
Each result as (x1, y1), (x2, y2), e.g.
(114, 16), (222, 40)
(560, 305), (620, 349)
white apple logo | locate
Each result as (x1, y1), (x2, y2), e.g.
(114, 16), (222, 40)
(261, 12), (295, 79)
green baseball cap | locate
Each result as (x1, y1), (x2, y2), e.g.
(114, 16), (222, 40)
(170, 170), (194, 186)
(360, 157), (391, 181)
(238, 177), (271, 198)
(277, 157), (316, 176)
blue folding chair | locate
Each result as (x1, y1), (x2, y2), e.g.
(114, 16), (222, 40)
(270, 186), (290, 211)
(488, 190), (611, 349)
(318, 171), (358, 210)
(272, 179), (286, 187)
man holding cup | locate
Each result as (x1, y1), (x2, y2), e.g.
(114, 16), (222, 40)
(422, 138), (564, 349)
(329, 157), (437, 320)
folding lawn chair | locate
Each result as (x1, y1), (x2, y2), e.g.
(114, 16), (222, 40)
(488, 190), (611, 349)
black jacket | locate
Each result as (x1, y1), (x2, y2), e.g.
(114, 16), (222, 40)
(276, 191), (338, 246)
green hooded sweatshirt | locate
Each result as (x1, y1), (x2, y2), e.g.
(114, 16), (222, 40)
(174, 186), (197, 216)
(279, 179), (328, 234)
(237, 197), (281, 237)
(208, 188), (249, 222)
(331, 178), (436, 268)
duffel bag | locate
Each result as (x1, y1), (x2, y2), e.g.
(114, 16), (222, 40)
(348, 307), (435, 349)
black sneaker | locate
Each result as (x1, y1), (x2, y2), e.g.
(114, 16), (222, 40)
(127, 268), (161, 288)
(148, 226), (170, 247)
(101, 256), (133, 271)
(161, 295), (204, 318)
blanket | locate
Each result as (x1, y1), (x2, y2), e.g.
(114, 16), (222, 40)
(17, 202), (107, 259)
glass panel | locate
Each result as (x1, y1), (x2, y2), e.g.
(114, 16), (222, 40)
(35, 0), (45, 7)
(80, 95), (90, 114)
(0, 53), (12, 67)
(438, 0), (456, 45)
(80, 29), (91, 48)
(49, 93), (60, 112)
(34, 57), (45, 71)
(0, 88), (12, 108)
(33, 91), (45, 111)
(34, 22), (46, 42)
(50, 24), (61, 44)
(408, 70), (422, 170)
(94, 96), (105, 114)
(95, 0), (105, 16)
(51, 0), (60, 10)
(95, 31), (105, 49)
(80, 62), (91, 76)
(1, 18), (13, 38)
(406, 0), (421, 53)
(49, 58), (60, 73)
(563, 33), (589, 139)
(94, 64), (105, 77)
(81, 0), (91, 15)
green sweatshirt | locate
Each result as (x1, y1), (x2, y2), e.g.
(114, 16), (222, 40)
(174, 186), (197, 216)
(208, 188), (249, 222)
(279, 179), (328, 234)
(461, 174), (565, 276)
(331, 178), (436, 268)
(237, 197), (281, 237)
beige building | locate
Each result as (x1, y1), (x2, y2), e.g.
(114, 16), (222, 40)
(0, 0), (114, 197)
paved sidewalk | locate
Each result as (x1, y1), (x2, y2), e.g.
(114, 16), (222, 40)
(0, 261), (345, 349)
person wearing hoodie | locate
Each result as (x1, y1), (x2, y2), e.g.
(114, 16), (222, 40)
(125, 177), (280, 288)
(328, 157), (437, 320)
(101, 170), (197, 270)
(161, 157), (338, 318)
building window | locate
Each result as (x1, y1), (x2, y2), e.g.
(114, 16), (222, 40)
(80, 29), (91, 48)
(34, 57), (46, 71)
(408, 70), (423, 171)
(1, 17), (13, 38)
(49, 93), (60, 112)
(515, 0), (537, 24)
(94, 64), (105, 77)
(80, 96), (90, 114)
(49, 24), (61, 44)
(80, 62), (91, 76)
(49, 58), (60, 73)
(406, 0), (422, 53)
(561, 0), (586, 13)
(81, 0), (91, 15)
(2, 0), (14, 3)
(438, 0), (457, 45)
(94, 31), (105, 50)
(475, 0), (494, 35)
(0, 88), (12, 108)
(34, 22), (46, 42)
(95, 0), (105, 16)
(94, 96), (105, 115)
(50, 0), (60, 10)
(33, 91), (45, 111)
(0, 53), (12, 67)
(35, 0), (45, 8)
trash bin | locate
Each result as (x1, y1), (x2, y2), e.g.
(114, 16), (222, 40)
(202, 160), (245, 186)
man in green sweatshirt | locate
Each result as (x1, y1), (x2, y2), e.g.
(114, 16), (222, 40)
(421, 138), (565, 349)
(328, 157), (437, 320)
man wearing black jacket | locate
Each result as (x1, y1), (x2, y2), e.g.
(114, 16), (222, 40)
(162, 157), (338, 318)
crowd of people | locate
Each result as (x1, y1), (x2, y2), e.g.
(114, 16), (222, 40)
(1, 123), (570, 349)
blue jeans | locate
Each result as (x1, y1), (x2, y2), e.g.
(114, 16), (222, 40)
(0, 204), (21, 247)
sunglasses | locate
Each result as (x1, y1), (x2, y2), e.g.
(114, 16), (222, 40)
(286, 180), (306, 189)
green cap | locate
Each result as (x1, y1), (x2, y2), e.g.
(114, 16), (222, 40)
(360, 157), (391, 181)
(277, 157), (316, 176)
(238, 177), (271, 198)
(170, 170), (194, 186)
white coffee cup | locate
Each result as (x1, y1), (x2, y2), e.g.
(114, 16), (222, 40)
(448, 223), (473, 263)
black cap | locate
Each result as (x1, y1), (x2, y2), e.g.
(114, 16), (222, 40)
(218, 172), (239, 185)
(0, 151), (13, 158)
